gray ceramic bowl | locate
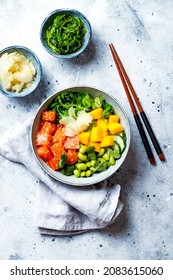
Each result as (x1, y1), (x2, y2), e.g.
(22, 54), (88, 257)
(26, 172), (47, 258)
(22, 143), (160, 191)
(40, 9), (92, 59)
(31, 86), (130, 186)
(0, 46), (42, 97)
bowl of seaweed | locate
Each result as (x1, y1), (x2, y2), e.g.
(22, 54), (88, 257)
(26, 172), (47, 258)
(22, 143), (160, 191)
(40, 9), (92, 59)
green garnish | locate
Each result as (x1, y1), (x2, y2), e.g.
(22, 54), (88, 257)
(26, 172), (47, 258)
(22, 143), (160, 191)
(102, 103), (114, 118)
(91, 160), (108, 174)
(108, 149), (121, 159)
(58, 154), (68, 168)
(49, 92), (114, 120)
(61, 165), (75, 176)
(86, 146), (95, 153)
(45, 13), (86, 55)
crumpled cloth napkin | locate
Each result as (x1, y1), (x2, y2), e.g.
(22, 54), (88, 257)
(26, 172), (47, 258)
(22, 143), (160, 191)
(0, 118), (123, 236)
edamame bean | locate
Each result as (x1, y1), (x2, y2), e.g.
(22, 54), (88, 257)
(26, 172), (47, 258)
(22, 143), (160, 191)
(79, 145), (87, 154)
(78, 153), (87, 161)
(74, 169), (80, 178)
(86, 170), (91, 177)
(98, 158), (106, 163)
(90, 167), (95, 173)
(103, 153), (110, 161)
(90, 160), (97, 167)
(109, 157), (115, 165)
(98, 148), (105, 156)
(81, 171), (86, 177)
(86, 162), (91, 168)
(76, 163), (87, 171)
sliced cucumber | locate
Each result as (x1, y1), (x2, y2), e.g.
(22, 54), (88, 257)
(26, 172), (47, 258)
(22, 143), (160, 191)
(113, 141), (121, 153)
(119, 131), (127, 144)
(114, 135), (126, 153)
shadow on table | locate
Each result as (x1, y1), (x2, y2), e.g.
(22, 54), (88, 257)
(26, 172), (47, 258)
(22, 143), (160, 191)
(55, 38), (97, 68)
(6, 73), (54, 111)
(100, 135), (141, 237)
(71, 39), (96, 66)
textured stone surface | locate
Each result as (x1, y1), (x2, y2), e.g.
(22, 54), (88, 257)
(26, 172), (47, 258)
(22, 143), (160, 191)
(0, 0), (172, 260)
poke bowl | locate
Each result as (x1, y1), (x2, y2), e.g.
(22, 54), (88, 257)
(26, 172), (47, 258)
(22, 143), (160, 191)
(31, 86), (130, 186)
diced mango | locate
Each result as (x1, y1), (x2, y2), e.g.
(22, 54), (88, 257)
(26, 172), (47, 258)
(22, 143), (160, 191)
(108, 114), (120, 124)
(96, 119), (108, 137)
(107, 123), (124, 134)
(90, 108), (103, 119)
(100, 136), (115, 147)
(78, 132), (90, 145)
(102, 130), (108, 137)
(88, 142), (101, 152)
(90, 127), (103, 142)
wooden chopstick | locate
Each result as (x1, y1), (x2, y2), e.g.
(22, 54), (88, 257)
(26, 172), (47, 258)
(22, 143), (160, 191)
(109, 43), (159, 165)
(109, 43), (165, 162)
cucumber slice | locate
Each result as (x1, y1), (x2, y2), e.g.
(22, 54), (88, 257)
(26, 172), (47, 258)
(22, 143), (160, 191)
(113, 142), (121, 153)
(114, 135), (126, 153)
(119, 131), (127, 143)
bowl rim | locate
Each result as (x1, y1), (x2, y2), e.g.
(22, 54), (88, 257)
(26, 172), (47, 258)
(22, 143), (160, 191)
(31, 85), (131, 186)
(0, 45), (42, 97)
(40, 8), (92, 59)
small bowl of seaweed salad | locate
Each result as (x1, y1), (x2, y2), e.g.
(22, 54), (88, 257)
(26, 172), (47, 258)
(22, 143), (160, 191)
(40, 9), (92, 59)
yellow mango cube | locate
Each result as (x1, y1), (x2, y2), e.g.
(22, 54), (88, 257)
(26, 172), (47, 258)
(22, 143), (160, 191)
(96, 119), (108, 137)
(90, 108), (103, 119)
(107, 123), (124, 135)
(108, 114), (120, 124)
(88, 142), (101, 152)
(78, 132), (90, 145)
(90, 127), (103, 142)
(102, 130), (108, 137)
(100, 136), (114, 147)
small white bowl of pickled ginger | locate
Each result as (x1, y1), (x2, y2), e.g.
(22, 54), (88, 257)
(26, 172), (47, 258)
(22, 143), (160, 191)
(0, 46), (42, 97)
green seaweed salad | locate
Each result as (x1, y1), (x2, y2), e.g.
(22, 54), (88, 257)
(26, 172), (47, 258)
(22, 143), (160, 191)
(49, 91), (114, 120)
(45, 13), (86, 55)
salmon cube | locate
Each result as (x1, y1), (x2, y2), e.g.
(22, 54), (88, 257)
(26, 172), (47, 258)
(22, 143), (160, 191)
(41, 111), (56, 122)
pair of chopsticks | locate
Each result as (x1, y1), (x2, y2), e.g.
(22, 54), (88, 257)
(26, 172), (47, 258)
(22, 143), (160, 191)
(109, 43), (165, 164)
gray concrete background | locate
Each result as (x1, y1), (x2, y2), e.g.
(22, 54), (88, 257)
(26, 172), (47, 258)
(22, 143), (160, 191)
(0, 0), (172, 259)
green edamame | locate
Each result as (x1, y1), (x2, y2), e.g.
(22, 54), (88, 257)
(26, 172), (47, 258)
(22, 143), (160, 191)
(76, 163), (87, 171)
(98, 158), (106, 163)
(109, 157), (115, 165)
(86, 162), (91, 168)
(74, 169), (80, 178)
(80, 171), (86, 177)
(90, 167), (95, 173)
(90, 160), (97, 167)
(86, 170), (91, 177)
(79, 145), (87, 154)
(98, 148), (105, 156)
(78, 152), (87, 161)
(103, 153), (110, 161)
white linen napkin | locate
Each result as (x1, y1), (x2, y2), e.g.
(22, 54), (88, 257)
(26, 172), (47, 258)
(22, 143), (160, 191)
(0, 118), (123, 236)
